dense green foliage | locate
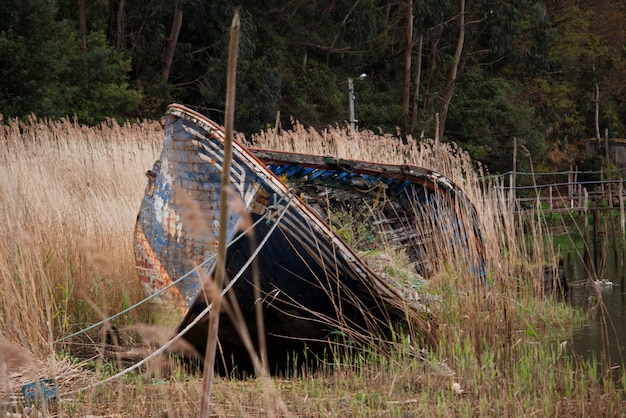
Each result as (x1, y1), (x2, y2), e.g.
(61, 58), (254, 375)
(1, 0), (625, 173)
(0, 0), (140, 124)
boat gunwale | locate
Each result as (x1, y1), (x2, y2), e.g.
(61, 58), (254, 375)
(165, 103), (409, 302)
(165, 104), (484, 281)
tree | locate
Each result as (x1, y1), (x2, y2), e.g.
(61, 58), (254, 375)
(530, 3), (617, 143)
(78, 0), (87, 50)
(446, 68), (546, 173)
(162, 5), (183, 82)
(402, 0), (413, 120)
(2, 0), (624, 176)
(439, 0), (465, 139)
(0, 0), (69, 117)
(410, 33), (423, 131)
(0, 0), (141, 123)
(64, 30), (142, 125)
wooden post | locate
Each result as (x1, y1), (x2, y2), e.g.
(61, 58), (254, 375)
(273, 110), (281, 145)
(584, 188), (591, 277)
(606, 128), (613, 207)
(578, 183), (583, 209)
(549, 185), (553, 210)
(583, 187), (589, 245)
(511, 136), (517, 211)
(619, 178), (626, 242)
(620, 179), (625, 244)
(593, 200), (600, 280)
(568, 170), (574, 208)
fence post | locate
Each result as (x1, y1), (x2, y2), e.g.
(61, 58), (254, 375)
(568, 170), (574, 208)
(583, 187), (589, 232)
(549, 185), (553, 210)
(619, 177), (626, 272)
(619, 178), (626, 244)
(593, 199), (600, 279)
(606, 128), (613, 208)
(510, 137), (517, 211)
(577, 183), (581, 209)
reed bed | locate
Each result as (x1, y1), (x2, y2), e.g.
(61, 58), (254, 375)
(0, 115), (162, 356)
(250, 121), (556, 306)
(0, 115), (623, 416)
(248, 122), (479, 202)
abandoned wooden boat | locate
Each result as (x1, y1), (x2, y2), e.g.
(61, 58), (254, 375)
(249, 149), (484, 280)
(134, 104), (483, 371)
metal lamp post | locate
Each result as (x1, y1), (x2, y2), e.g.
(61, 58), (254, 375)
(348, 73), (366, 131)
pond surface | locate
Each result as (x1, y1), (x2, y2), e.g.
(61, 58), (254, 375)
(566, 247), (626, 379)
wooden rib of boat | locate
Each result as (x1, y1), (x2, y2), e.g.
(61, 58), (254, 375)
(134, 104), (483, 372)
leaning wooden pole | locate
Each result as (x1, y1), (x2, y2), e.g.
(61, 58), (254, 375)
(199, 10), (240, 418)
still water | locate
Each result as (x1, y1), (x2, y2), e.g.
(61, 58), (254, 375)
(566, 248), (626, 377)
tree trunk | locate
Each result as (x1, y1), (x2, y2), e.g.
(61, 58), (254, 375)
(79, 0), (87, 50)
(116, 0), (126, 50)
(162, 6), (184, 82)
(595, 81), (600, 140)
(402, 0), (413, 120)
(439, 0), (465, 139)
(410, 33), (423, 132)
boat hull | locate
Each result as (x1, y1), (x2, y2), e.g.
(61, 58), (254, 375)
(134, 104), (482, 371)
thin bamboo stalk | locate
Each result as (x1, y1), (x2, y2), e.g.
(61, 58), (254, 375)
(200, 10), (240, 418)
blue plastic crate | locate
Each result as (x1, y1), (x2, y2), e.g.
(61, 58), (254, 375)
(21, 378), (57, 405)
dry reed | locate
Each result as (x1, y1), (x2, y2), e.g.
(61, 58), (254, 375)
(250, 122), (565, 365)
(0, 115), (162, 356)
(0, 114), (621, 415)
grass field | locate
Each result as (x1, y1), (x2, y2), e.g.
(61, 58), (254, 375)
(0, 114), (624, 416)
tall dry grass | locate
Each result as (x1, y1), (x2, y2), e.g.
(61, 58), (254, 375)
(1, 114), (621, 415)
(250, 122), (564, 363)
(0, 115), (162, 357)
(248, 121), (480, 201)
